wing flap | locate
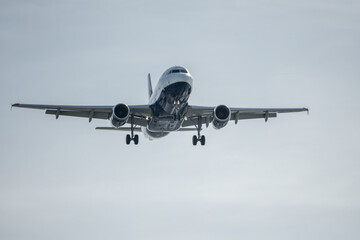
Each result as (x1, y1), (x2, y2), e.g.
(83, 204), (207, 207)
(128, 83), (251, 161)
(230, 112), (277, 121)
(46, 110), (110, 120)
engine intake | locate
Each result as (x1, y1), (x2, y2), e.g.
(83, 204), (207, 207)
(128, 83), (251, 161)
(213, 105), (231, 129)
(111, 103), (130, 128)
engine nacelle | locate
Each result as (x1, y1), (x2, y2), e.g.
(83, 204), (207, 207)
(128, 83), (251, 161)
(111, 103), (130, 128)
(212, 105), (231, 129)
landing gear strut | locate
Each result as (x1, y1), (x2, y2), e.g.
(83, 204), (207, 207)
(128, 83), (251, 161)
(192, 117), (206, 146)
(126, 115), (139, 145)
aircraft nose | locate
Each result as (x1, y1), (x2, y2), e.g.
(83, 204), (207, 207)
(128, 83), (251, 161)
(178, 73), (193, 84)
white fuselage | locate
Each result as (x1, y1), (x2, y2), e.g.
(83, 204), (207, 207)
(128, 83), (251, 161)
(142, 66), (194, 140)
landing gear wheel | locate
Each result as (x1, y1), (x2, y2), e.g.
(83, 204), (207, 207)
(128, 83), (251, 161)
(134, 135), (139, 145)
(200, 135), (206, 146)
(193, 116), (206, 146)
(126, 134), (131, 145)
(192, 135), (198, 146)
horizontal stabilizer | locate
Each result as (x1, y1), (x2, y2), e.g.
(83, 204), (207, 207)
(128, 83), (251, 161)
(96, 127), (142, 132)
(177, 128), (198, 131)
(96, 127), (198, 132)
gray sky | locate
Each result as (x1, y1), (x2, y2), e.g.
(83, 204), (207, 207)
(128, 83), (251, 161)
(1, 0), (360, 239)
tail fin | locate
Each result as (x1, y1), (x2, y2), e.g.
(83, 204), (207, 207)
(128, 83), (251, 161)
(148, 73), (153, 99)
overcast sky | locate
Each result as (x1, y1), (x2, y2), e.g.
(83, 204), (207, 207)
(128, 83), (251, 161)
(1, 0), (360, 239)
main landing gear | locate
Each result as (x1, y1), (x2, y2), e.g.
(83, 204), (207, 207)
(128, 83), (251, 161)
(126, 116), (139, 145)
(192, 117), (206, 146)
(126, 134), (138, 145)
(192, 134), (205, 146)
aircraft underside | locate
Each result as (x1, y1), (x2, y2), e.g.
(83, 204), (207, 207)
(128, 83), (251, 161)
(147, 81), (191, 133)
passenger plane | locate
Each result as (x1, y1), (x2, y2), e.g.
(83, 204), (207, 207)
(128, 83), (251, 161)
(12, 66), (308, 146)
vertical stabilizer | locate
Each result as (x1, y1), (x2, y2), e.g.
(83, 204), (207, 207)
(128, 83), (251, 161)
(148, 73), (153, 99)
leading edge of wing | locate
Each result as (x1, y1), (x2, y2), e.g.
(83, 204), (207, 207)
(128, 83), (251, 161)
(11, 103), (113, 112)
(188, 105), (308, 115)
(230, 107), (309, 114)
(11, 103), (152, 114)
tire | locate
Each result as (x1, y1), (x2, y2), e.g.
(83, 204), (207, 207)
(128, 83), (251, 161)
(192, 135), (198, 146)
(126, 134), (131, 145)
(200, 135), (206, 146)
(134, 135), (139, 145)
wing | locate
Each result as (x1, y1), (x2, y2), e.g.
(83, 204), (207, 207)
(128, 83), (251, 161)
(11, 103), (151, 127)
(183, 105), (308, 127)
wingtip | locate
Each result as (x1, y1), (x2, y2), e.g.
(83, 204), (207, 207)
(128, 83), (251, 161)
(11, 103), (19, 110)
(305, 107), (309, 115)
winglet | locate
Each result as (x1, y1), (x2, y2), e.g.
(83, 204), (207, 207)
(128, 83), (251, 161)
(11, 103), (19, 110)
(148, 73), (153, 99)
(305, 107), (309, 115)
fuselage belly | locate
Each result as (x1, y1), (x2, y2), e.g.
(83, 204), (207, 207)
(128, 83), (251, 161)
(142, 66), (193, 139)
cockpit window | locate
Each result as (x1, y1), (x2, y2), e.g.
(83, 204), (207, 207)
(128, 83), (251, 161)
(167, 68), (188, 75)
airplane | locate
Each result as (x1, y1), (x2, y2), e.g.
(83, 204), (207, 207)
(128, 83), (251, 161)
(12, 66), (308, 146)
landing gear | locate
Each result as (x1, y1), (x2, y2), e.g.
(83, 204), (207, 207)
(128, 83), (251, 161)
(126, 134), (139, 145)
(134, 134), (139, 145)
(200, 135), (206, 146)
(192, 135), (198, 146)
(126, 115), (139, 145)
(192, 134), (206, 146)
(192, 117), (206, 146)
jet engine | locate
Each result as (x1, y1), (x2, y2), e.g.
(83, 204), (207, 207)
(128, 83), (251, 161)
(212, 105), (231, 129)
(111, 103), (130, 128)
